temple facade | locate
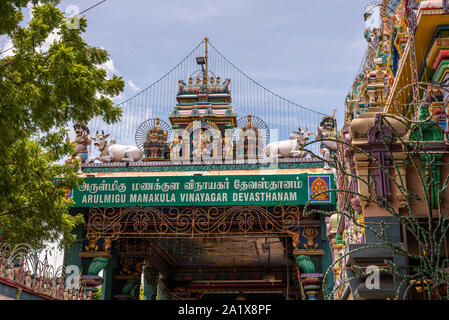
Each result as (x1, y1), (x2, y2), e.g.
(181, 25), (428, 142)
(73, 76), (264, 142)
(330, 0), (449, 300)
(63, 39), (337, 300)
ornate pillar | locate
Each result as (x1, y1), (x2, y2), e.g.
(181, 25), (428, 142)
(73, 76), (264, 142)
(391, 152), (408, 208)
(295, 255), (323, 300)
(353, 153), (371, 207)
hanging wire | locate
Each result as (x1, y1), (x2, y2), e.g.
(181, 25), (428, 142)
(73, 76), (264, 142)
(88, 40), (326, 157)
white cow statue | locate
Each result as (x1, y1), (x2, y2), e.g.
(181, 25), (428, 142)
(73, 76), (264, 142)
(89, 130), (143, 163)
(264, 129), (314, 159)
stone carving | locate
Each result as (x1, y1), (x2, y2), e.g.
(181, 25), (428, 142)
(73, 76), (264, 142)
(367, 114), (394, 143)
(90, 130), (143, 163)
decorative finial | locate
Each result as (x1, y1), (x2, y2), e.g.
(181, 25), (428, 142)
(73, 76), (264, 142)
(156, 117), (160, 125)
(248, 113), (252, 124)
(189, 77), (193, 85)
(204, 37), (209, 42)
(217, 76), (221, 84)
(196, 76), (200, 85)
(210, 76), (214, 85)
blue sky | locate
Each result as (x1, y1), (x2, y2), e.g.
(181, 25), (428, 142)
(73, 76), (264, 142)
(50, 0), (372, 127)
(0, 0), (378, 266)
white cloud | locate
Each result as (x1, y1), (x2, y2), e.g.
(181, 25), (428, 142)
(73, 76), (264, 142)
(38, 29), (61, 53)
(101, 59), (119, 75)
(128, 80), (140, 92)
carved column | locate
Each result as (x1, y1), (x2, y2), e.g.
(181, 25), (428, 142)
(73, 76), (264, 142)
(391, 152), (408, 208)
(353, 153), (371, 207)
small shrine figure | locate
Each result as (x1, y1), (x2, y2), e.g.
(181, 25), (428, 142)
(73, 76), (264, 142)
(222, 130), (233, 159)
(50, 281), (57, 298)
(143, 117), (169, 161)
(44, 277), (51, 294)
(0, 258), (6, 278)
(242, 114), (259, 159)
(56, 277), (64, 299)
(63, 288), (69, 300)
(14, 258), (25, 284)
(32, 276), (39, 290)
(316, 111), (338, 170)
(38, 277), (44, 292)
(25, 271), (32, 288)
(169, 136), (183, 160)
(66, 123), (91, 166)
(7, 262), (15, 280)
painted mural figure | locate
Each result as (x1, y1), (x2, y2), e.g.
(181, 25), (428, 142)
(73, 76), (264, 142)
(66, 123), (91, 165)
(316, 111), (337, 170)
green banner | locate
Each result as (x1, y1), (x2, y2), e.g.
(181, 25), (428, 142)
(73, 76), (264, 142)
(71, 174), (334, 207)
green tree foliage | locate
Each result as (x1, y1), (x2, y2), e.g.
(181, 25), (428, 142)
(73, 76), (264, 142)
(0, 2), (124, 249)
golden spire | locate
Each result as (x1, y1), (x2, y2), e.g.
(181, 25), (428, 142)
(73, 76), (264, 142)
(248, 113), (252, 124)
(156, 117), (160, 125)
(204, 37), (209, 86)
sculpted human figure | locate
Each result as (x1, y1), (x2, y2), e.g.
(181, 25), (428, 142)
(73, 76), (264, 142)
(0, 258), (6, 278)
(7, 262), (15, 280)
(66, 123), (91, 167)
(169, 136), (183, 160)
(316, 112), (337, 170)
(192, 130), (211, 158)
(15, 258), (25, 284)
(222, 131), (233, 159)
(56, 277), (64, 299)
(25, 271), (32, 288)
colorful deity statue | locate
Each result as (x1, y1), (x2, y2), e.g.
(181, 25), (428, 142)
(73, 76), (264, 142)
(143, 117), (169, 161)
(192, 129), (211, 158)
(222, 130), (233, 159)
(169, 136), (183, 160)
(66, 123), (91, 165)
(316, 111), (338, 170)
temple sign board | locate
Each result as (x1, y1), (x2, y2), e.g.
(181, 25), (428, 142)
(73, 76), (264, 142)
(70, 174), (334, 207)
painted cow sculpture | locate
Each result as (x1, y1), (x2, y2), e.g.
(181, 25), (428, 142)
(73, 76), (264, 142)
(264, 129), (314, 159)
(89, 131), (143, 163)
